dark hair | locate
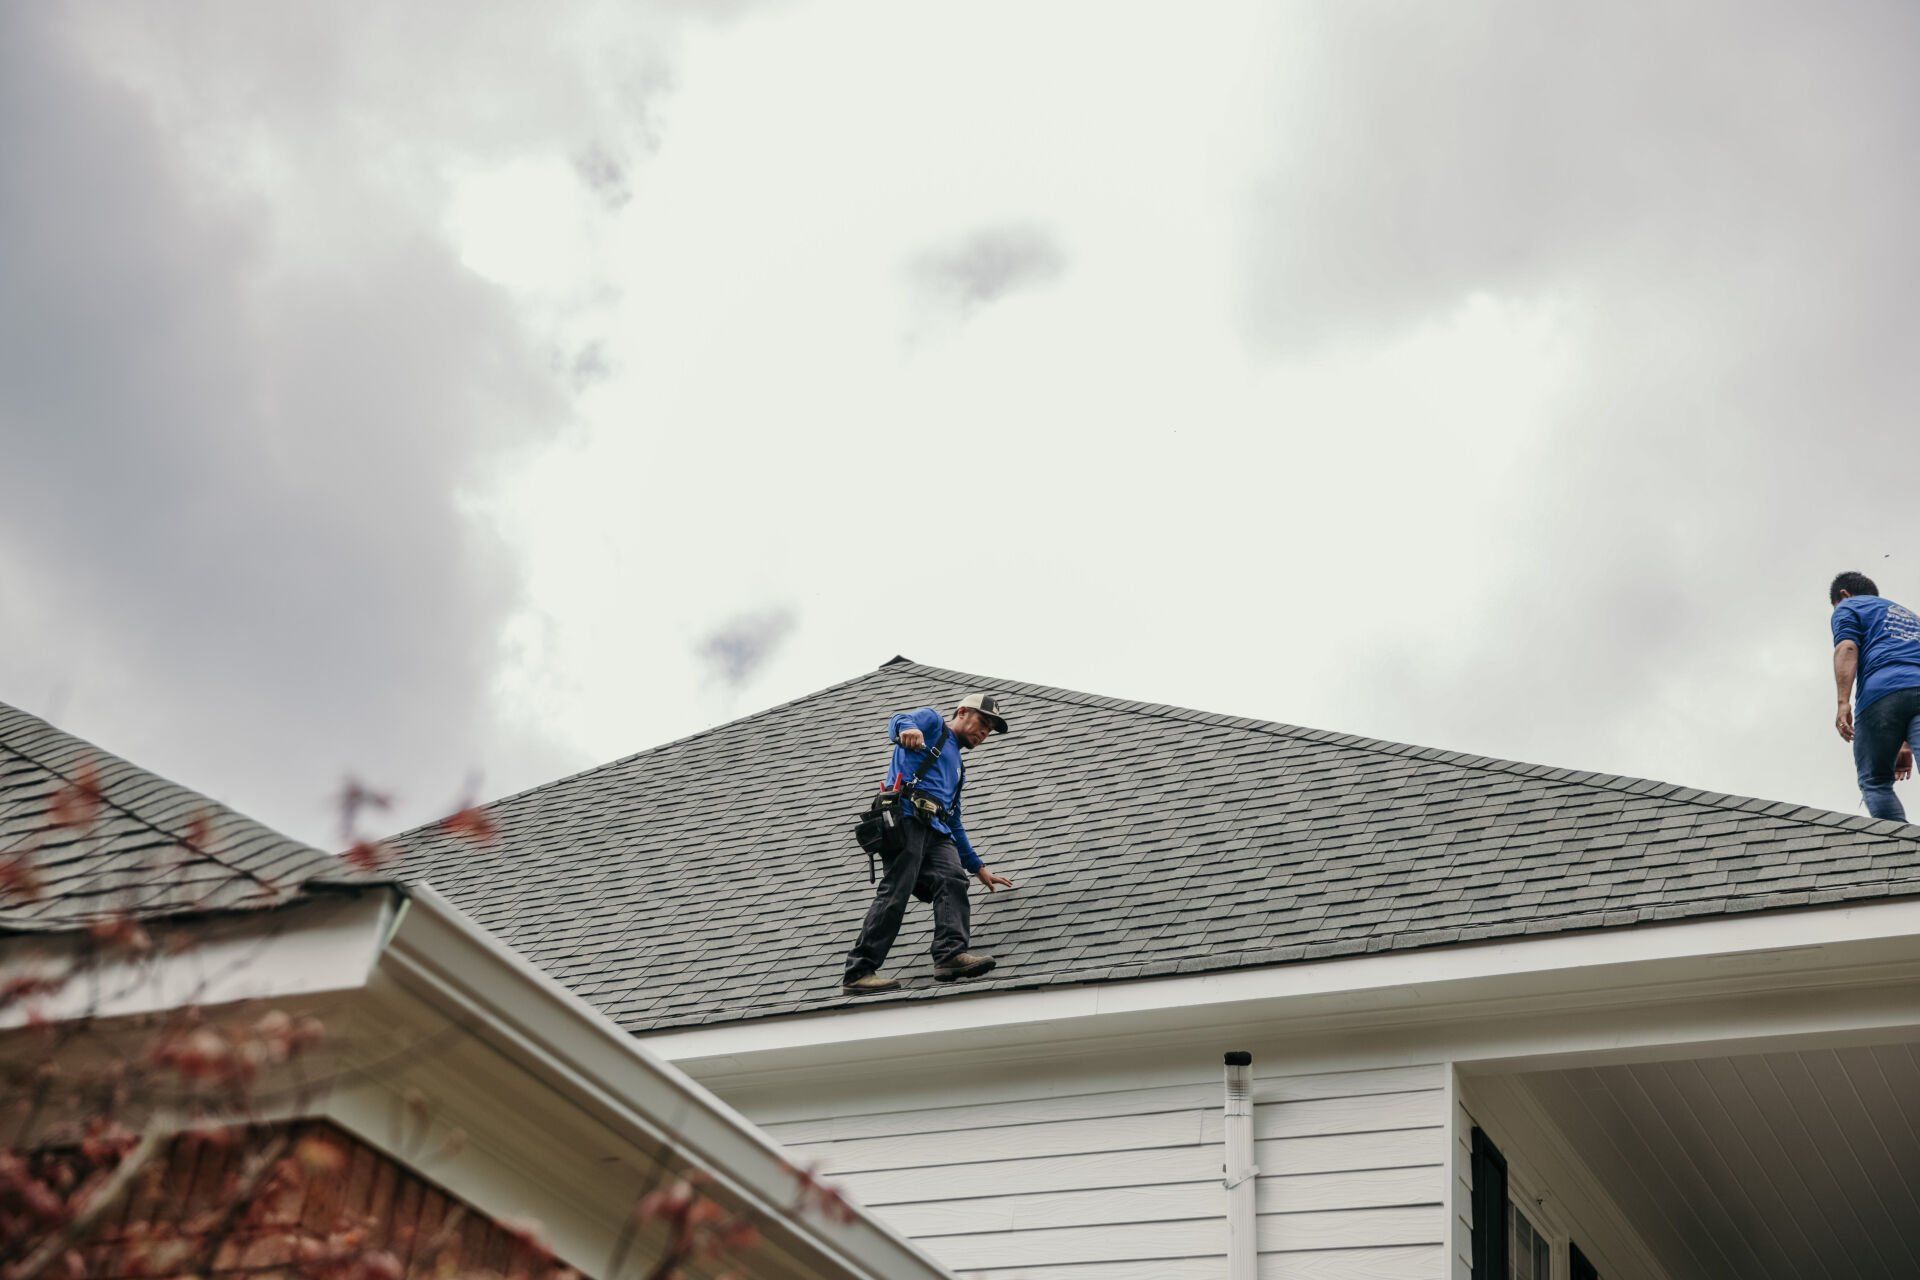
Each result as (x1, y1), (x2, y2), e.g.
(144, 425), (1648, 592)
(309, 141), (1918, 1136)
(1831, 571), (1879, 604)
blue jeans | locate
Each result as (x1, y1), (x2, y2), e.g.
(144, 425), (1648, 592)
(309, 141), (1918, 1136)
(1853, 686), (1920, 821)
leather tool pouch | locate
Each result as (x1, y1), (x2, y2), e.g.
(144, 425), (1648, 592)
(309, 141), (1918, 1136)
(855, 790), (908, 862)
(851, 723), (950, 881)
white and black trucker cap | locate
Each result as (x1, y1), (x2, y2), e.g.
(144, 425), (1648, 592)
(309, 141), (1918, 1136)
(956, 692), (1009, 735)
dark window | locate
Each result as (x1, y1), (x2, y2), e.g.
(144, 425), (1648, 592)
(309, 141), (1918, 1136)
(1471, 1127), (1510, 1280)
(1510, 1202), (1552, 1280)
(1570, 1240), (1600, 1280)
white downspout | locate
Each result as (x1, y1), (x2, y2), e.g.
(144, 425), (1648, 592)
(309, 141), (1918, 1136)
(1223, 1050), (1257, 1280)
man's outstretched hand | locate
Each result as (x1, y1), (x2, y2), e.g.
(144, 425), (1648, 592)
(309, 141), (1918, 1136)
(898, 727), (926, 750)
(977, 867), (1015, 892)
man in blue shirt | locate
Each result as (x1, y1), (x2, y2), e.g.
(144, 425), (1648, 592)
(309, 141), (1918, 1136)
(843, 692), (1016, 995)
(1831, 571), (1920, 821)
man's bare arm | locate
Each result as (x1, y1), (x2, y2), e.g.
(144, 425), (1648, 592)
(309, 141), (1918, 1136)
(1835, 641), (1860, 741)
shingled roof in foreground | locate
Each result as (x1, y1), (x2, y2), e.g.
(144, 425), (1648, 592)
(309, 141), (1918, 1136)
(0, 700), (375, 932)
(390, 659), (1920, 1034)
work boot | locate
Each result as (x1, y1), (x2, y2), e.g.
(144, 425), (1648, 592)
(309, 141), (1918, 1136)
(933, 952), (996, 982)
(842, 972), (901, 995)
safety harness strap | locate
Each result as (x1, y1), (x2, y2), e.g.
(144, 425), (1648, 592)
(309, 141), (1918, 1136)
(899, 722), (951, 795)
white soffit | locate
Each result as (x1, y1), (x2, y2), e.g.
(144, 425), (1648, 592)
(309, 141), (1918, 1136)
(1504, 1044), (1920, 1280)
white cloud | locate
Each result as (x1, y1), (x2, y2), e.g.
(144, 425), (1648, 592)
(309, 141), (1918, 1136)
(476, 0), (1579, 769)
(9, 0), (1918, 839)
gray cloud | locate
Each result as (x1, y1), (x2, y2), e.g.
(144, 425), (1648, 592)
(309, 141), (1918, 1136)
(695, 607), (798, 689)
(1236, 1), (1920, 813)
(568, 340), (614, 392)
(574, 145), (634, 211)
(909, 224), (1068, 316)
(0, 4), (691, 841)
(8, 0), (1914, 843)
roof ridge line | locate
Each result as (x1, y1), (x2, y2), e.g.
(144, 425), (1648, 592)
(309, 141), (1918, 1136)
(888, 661), (1892, 841)
(383, 662), (905, 842)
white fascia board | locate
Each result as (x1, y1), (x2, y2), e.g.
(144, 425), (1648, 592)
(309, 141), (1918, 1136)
(0, 893), (397, 1030)
(379, 884), (955, 1280)
(639, 898), (1920, 1070)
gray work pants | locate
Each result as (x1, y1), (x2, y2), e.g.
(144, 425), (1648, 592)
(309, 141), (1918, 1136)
(844, 818), (970, 980)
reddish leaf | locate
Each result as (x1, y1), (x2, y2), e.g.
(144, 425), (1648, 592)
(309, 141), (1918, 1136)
(0, 853), (44, 902)
(183, 809), (214, 851)
(294, 1133), (348, 1178)
(88, 912), (152, 954)
(164, 1027), (231, 1081)
(342, 840), (395, 873)
(291, 1014), (328, 1051)
(2, 973), (69, 1006)
(437, 805), (498, 846)
(357, 1250), (405, 1280)
(48, 762), (105, 831)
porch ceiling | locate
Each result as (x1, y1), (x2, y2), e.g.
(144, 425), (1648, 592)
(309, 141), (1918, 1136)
(1519, 1043), (1920, 1280)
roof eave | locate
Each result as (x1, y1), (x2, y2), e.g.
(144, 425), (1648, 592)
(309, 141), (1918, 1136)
(380, 885), (956, 1280)
(638, 895), (1920, 1079)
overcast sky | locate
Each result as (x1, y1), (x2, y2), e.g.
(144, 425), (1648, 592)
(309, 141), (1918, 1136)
(5, 1), (1918, 846)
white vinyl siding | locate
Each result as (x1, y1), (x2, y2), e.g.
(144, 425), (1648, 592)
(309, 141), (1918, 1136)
(756, 1062), (1449, 1279)
(1450, 1070), (1475, 1280)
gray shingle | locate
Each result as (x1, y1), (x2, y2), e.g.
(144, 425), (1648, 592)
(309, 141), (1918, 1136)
(383, 659), (1920, 1034)
(0, 701), (379, 931)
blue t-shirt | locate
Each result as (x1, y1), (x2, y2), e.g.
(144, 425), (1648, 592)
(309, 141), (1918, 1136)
(1832, 595), (1920, 713)
(886, 707), (982, 873)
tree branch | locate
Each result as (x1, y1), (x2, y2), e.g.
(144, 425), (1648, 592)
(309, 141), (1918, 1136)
(6, 1121), (165, 1280)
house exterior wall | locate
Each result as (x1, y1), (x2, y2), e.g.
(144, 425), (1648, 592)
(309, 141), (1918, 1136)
(1449, 1070), (1474, 1280)
(738, 1055), (1450, 1279)
(75, 1120), (561, 1280)
(640, 897), (1920, 1280)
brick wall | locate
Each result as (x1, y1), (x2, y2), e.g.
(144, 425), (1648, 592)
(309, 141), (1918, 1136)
(72, 1120), (567, 1280)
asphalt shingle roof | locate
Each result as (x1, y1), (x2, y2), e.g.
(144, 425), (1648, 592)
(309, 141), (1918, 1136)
(390, 659), (1920, 1033)
(0, 700), (373, 931)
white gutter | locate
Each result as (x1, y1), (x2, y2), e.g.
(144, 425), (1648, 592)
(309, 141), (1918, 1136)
(0, 894), (394, 1029)
(1221, 1051), (1256, 1280)
(379, 886), (954, 1280)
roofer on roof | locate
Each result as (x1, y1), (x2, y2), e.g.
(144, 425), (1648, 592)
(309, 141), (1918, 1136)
(1831, 571), (1920, 821)
(843, 693), (1015, 994)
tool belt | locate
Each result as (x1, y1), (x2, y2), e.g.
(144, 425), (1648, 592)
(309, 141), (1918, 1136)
(852, 723), (951, 882)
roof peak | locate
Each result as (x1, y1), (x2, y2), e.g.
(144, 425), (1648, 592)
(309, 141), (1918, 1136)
(390, 658), (1920, 1034)
(876, 658), (1884, 839)
(393, 655), (1899, 864)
